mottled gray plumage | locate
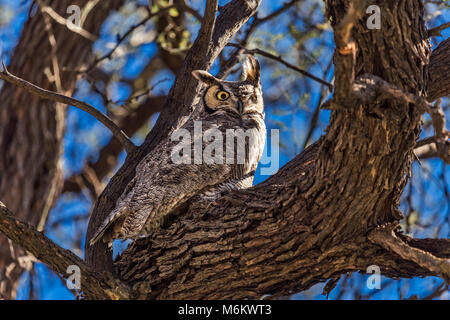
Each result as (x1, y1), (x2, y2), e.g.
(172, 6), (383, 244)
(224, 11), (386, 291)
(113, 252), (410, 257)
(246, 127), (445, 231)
(90, 55), (265, 246)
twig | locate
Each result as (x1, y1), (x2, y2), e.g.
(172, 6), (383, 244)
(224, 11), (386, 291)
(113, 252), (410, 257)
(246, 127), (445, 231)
(428, 22), (450, 37)
(112, 77), (171, 107)
(422, 283), (448, 300)
(218, 0), (301, 78)
(353, 73), (434, 111)
(0, 62), (136, 153)
(416, 99), (450, 163)
(302, 58), (334, 150)
(38, 2), (97, 41)
(414, 139), (450, 163)
(255, 0), (300, 24)
(194, 0), (219, 56)
(62, 96), (167, 195)
(178, 2), (203, 22)
(227, 43), (333, 90)
(81, 5), (175, 74)
(415, 136), (439, 148)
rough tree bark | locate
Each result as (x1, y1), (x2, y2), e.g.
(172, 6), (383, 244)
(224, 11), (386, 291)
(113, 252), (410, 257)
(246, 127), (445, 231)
(0, 0), (126, 299)
(0, 0), (449, 300)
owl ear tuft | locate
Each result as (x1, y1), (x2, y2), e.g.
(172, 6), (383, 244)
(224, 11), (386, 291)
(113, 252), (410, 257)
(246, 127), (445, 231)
(192, 70), (218, 85)
(242, 55), (260, 83)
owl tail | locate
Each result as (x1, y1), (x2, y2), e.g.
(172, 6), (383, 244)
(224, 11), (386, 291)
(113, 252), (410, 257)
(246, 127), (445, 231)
(89, 205), (128, 246)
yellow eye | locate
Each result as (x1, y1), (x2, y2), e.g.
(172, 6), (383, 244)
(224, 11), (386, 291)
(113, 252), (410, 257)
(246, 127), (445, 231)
(216, 90), (230, 101)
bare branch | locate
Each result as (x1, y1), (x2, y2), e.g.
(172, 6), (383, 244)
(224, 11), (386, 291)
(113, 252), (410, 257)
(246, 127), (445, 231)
(352, 75), (450, 163)
(193, 0), (219, 56)
(332, 0), (366, 103)
(178, 2), (203, 22)
(413, 99), (449, 162)
(81, 4), (176, 74)
(255, 0), (301, 24)
(414, 141), (450, 163)
(63, 96), (167, 195)
(428, 21), (450, 37)
(38, 2), (98, 41)
(353, 74), (433, 109)
(369, 226), (450, 283)
(218, 0), (301, 78)
(0, 202), (129, 299)
(0, 62), (136, 154)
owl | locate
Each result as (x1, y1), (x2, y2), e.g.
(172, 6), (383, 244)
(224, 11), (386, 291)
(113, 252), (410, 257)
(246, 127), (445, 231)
(89, 55), (265, 246)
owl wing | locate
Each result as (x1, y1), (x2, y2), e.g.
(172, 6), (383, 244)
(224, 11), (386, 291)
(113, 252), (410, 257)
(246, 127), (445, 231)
(89, 114), (243, 245)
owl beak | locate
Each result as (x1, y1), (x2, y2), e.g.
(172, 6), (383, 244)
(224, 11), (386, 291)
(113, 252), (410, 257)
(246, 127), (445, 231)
(237, 100), (244, 114)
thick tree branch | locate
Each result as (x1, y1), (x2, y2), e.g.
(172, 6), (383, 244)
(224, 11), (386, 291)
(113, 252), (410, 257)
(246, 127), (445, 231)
(0, 63), (136, 154)
(331, 0), (366, 104)
(352, 75), (449, 162)
(428, 38), (450, 101)
(369, 226), (450, 283)
(0, 202), (129, 299)
(428, 22), (450, 37)
(352, 74), (433, 110)
(414, 141), (450, 163)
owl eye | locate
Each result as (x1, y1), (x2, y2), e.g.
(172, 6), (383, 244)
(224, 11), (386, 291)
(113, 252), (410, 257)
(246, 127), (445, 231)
(216, 90), (230, 101)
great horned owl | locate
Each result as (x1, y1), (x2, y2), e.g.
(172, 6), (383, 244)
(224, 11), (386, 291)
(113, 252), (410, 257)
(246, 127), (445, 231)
(89, 55), (265, 246)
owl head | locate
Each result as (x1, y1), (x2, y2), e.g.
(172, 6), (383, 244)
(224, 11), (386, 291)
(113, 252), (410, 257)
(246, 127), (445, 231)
(192, 55), (263, 116)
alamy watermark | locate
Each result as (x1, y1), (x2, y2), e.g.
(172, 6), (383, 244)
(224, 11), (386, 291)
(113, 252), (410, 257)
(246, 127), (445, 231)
(66, 5), (81, 28)
(366, 5), (381, 30)
(66, 264), (81, 290)
(366, 265), (381, 289)
(170, 121), (279, 176)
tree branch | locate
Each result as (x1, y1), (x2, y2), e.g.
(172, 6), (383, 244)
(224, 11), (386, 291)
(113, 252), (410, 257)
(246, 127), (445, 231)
(0, 62), (136, 154)
(428, 38), (450, 101)
(255, 0), (301, 24)
(38, 1), (98, 41)
(81, 4), (176, 74)
(332, 0), (366, 104)
(63, 96), (167, 195)
(227, 43), (333, 90)
(218, 0), (301, 78)
(428, 21), (450, 37)
(0, 202), (129, 299)
(369, 226), (450, 283)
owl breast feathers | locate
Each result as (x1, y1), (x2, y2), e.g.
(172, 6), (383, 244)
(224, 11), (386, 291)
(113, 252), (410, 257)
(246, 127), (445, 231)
(89, 55), (265, 246)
